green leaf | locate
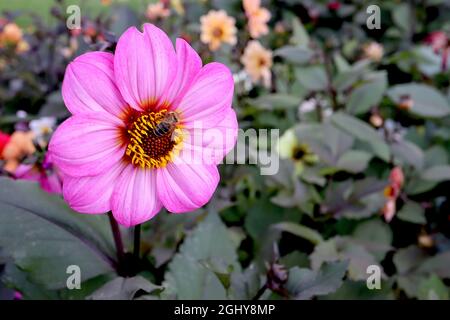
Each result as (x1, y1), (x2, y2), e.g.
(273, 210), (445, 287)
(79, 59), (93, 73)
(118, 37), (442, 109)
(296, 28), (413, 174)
(352, 219), (392, 261)
(346, 72), (387, 115)
(321, 280), (394, 300)
(387, 83), (450, 118)
(295, 65), (328, 91)
(405, 177), (438, 195)
(291, 17), (309, 46)
(310, 237), (381, 280)
(245, 199), (297, 242)
(331, 113), (390, 161)
(421, 165), (450, 182)
(272, 222), (324, 245)
(417, 275), (449, 300)
(88, 276), (162, 300)
(333, 60), (371, 92)
(249, 94), (300, 110)
(392, 3), (411, 33)
(230, 264), (262, 300)
(280, 252), (309, 269)
(0, 178), (115, 289)
(336, 150), (372, 173)
(424, 146), (448, 168)
(163, 212), (239, 299)
(286, 261), (348, 300)
(275, 46), (313, 65)
(393, 245), (427, 275)
(390, 140), (424, 170)
(397, 202), (426, 224)
(418, 252), (450, 278)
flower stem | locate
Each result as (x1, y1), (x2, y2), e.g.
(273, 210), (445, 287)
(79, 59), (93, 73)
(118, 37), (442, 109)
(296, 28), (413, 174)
(252, 284), (267, 301)
(108, 212), (125, 265)
(133, 224), (141, 260)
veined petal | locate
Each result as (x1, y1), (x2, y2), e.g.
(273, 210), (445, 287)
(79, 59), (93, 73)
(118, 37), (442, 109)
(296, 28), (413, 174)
(164, 38), (202, 106)
(156, 158), (219, 213)
(49, 113), (125, 177)
(62, 52), (128, 117)
(114, 24), (177, 111)
(111, 166), (162, 227)
(182, 108), (238, 165)
(177, 62), (234, 126)
(63, 161), (126, 214)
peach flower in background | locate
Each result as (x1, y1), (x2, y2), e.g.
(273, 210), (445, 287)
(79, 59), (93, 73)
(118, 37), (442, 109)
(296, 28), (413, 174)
(146, 2), (171, 21)
(243, 0), (270, 39)
(1, 131), (35, 173)
(363, 41), (384, 62)
(382, 166), (404, 222)
(241, 40), (273, 88)
(0, 23), (22, 44)
(0, 22), (29, 53)
(200, 10), (237, 51)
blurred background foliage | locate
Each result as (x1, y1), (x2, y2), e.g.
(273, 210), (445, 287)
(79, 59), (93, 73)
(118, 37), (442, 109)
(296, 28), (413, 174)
(1, 0), (450, 300)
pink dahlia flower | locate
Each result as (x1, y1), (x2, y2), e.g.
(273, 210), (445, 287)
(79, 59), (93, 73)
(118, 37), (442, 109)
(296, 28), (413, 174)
(49, 24), (238, 227)
(14, 154), (63, 195)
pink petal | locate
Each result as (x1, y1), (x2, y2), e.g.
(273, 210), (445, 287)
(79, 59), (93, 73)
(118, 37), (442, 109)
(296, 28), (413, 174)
(114, 24), (177, 110)
(62, 52), (128, 117)
(40, 172), (63, 194)
(111, 166), (162, 227)
(182, 108), (238, 165)
(14, 165), (40, 182)
(164, 38), (202, 106)
(177, 62), (234, 127)
(49, 113), (125, 177)
(63, 161), (125, 214)
(156, 158), (220, 213)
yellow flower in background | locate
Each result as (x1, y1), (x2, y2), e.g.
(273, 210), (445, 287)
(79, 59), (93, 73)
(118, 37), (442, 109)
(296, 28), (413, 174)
(278, 129), (318, 175)
(243, 0), (270, 38)
(200, 10), (237, 51)
(363, 41), (384, 62)
(241, 40), (272, 88)
(146, 2), (171, 21)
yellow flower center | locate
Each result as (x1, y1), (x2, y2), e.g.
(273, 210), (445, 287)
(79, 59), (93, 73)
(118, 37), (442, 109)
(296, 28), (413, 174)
(124, 109), (183, 169)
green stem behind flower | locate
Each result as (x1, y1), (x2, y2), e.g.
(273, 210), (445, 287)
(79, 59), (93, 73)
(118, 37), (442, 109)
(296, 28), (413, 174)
(107, 212), (125, 267)
(133, 224), (141, 260)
